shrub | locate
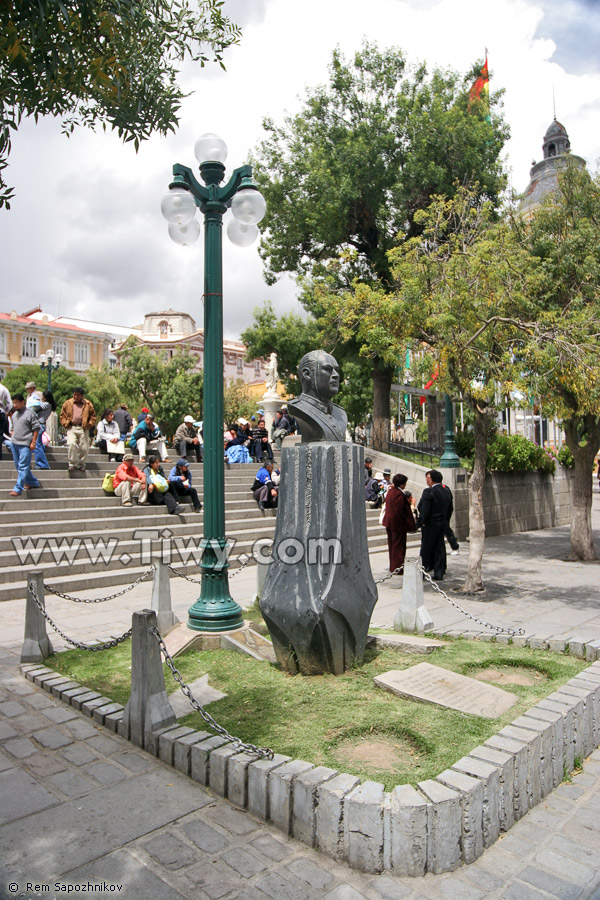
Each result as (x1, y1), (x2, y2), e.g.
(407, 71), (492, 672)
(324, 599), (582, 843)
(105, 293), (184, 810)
(557, 446), (575, 468)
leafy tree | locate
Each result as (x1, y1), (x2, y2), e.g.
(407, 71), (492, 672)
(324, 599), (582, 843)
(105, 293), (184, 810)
(223, 379), (256, 425)
(517, 162), (600, 560)
(3, 363), (85, 410)
(252, 42), (508, 447)
(240, 301), (320, 396)
(0, 0), (240, 207)
(84, 366), (122, 418)
(389, 187), (536, 592)
(117, 339), (202, 437)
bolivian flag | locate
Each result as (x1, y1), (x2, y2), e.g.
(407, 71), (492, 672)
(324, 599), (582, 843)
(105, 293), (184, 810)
(468, 55), (489, 115)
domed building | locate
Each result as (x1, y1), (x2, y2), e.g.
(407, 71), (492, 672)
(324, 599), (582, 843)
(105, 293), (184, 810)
(519, 119), (586, 219)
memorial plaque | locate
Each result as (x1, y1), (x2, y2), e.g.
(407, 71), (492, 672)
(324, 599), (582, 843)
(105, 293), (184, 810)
(374, 662), (517, 719)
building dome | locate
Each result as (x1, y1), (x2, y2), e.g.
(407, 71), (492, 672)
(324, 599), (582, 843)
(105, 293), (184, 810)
(519, 118), (585, 219)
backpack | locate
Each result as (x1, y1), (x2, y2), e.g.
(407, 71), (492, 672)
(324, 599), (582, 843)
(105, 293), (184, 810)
(102, 472), (115, 494)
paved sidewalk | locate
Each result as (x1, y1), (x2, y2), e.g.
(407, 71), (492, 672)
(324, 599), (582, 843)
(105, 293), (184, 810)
(1, 492), (600, 900)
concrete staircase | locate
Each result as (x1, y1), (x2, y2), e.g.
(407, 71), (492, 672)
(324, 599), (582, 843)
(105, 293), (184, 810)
(0, 446), (389, 602)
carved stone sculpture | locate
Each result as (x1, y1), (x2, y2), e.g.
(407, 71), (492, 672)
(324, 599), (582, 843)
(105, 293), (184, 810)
(260, 350), (377, 675)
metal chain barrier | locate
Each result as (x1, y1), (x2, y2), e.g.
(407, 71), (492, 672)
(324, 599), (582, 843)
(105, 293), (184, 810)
(375, 567), (403, 584)
(151, 627), (274, 760)
(28, 583), (132, 650)
(419, 566), (525, 636)
(168, 553), (252, 585)
(44, 568), (154, 603)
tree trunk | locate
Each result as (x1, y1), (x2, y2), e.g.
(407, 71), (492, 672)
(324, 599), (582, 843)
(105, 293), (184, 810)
(563, 415), (600, 561)
(371, 359), (394, 451)
(461, 406), (492, 593)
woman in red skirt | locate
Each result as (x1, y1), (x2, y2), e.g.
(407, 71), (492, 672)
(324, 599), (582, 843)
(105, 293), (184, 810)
(382, 473), (418, 573)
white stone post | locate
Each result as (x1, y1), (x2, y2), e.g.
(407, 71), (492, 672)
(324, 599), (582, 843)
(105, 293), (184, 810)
(151, 559), (179, 634)
(394, 557), (433, 634)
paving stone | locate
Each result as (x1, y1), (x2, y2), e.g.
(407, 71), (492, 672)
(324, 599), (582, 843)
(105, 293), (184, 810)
(286, 857), (333, 889)
(9, 710), (57, 734)
(85, 733), (122, 755)
(32, 727), (73, 749)
(324, 887), (369, 900)
(22, 692), (54, 710)
(25, 752), (68, 776)
(65, 848), (188, 899)
(61, 718), (99, 740)
(205, 802), (258, 835)
(0, 766), (57, 824)
(183, 819), (228, 853)
(256, 871), (309, 900)
(0, 700), (26, 717)
(437, 877), (486, 900)
(186, 858), (240, 899)
(111, 750), (155, 773)
(499, 885), (549, 900)
(48, 769), (99, 797)
(3, 736), (37, 758)
(60, 744), (99, 766)
(461, 864), (504, 893)
(250, 833), (293, 862)
(41, 705), (80, 724)
(0, 749), (14, 772)
(143, 832), (198, 869)
(534, 848), (596, 885)
(0, 721), (18, 740)
(368, 875), (412, 899)
(520, 866), (585, 900)
(222, 846), (269, 877)
(83, 761), (127, 785)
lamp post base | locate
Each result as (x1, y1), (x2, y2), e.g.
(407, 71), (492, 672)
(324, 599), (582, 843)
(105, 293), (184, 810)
(187, 539), (244, 632)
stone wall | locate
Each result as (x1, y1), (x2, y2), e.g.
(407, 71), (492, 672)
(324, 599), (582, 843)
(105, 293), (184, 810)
(366, 448), (574, 542)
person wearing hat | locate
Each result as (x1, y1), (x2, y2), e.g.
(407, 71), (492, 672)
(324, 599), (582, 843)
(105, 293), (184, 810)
(113, 452), (147, 507)
(168, 458), (201, 511)
(129, 413), (168, 463)
(365, 470), (384, 508)
(382, 467), (392, 495)
(364, 456), (373, 484)
(59, 387), (97, 471)
(25, 381), (42, 409)
(173, 415), (201, 461)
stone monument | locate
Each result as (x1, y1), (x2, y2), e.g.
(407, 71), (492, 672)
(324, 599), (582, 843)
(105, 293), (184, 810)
(259, 350), (378, 675)
(260, 351), (283, 438)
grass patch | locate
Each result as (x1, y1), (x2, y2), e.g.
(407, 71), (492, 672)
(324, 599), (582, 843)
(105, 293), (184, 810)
(46, 638), (587, 791)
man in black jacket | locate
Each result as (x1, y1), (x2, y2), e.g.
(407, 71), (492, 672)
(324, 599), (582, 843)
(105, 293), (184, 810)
(417, 469), (453, 581)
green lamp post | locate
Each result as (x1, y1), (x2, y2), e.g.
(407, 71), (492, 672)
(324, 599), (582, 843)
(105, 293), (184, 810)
(439, 393), (460, 468)
(39, 348), (63, 391)
(161, 133), (266, 632)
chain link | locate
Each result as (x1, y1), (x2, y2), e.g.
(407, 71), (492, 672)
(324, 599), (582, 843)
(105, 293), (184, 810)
(375, 567), (403, 584)
(168, 553), (253, 585)
(44, 568), (154, 603)
(419, 566), (525, 636)
(151, 627), (274, 759)
(28, 583), (132, 650)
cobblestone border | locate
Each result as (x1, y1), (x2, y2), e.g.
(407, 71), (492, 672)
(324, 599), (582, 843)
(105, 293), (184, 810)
(20, 637), (600, 878)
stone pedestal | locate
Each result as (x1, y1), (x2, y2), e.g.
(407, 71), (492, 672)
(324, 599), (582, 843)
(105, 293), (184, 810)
(394, 558), (434, 634)
(260, 442), (377, 675)
(260, 395), (282, 441)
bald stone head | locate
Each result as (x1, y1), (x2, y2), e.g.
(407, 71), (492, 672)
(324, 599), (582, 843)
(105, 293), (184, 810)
(298, 351), (340, 403)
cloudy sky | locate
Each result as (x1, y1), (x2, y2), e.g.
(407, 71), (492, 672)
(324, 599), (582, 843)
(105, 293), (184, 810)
(1, 0), (599, 340)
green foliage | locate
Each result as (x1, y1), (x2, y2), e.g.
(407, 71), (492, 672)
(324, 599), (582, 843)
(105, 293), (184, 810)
(0, 0), (241, 207)
(335, 357), (373, 428)
(454, 430), (475, 459)
(3, 363), (87, 410)
(240, 300), (320, 396)
(84, 366), (122, 417)
(116, 339), (202, 437)
(557, 446), (575, 469)
(487, 434), (555, 475)
(415, 421), (429, 443)
(223, 379), (256, 425)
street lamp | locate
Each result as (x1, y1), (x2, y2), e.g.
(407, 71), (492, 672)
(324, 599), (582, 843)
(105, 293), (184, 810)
(161, 133), (266, 633)
(439, 394), (460, 468)
(39, 348), (63, 391)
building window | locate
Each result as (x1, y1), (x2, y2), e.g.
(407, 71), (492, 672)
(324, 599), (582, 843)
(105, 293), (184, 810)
(548, 143), (556, 157)
(22, 335), (38, 359)
(236, 357), (243, 374)
(159, 321), (169, 338)
(254, 360), (261, 376)
(0, 332), (6, 356)
(53, 340), (67, 360)
(74, 342), (89, 365)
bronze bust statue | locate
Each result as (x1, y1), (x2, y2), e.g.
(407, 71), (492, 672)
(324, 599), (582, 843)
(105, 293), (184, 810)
(288, 350), (348, 442)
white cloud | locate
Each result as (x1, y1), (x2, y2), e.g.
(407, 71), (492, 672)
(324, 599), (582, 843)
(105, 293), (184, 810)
(0, 0), (598, 339)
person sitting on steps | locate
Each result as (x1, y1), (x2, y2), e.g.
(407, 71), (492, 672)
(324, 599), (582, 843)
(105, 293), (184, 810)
(251, 460), (278, 511)
(143, 455), (185, 515)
